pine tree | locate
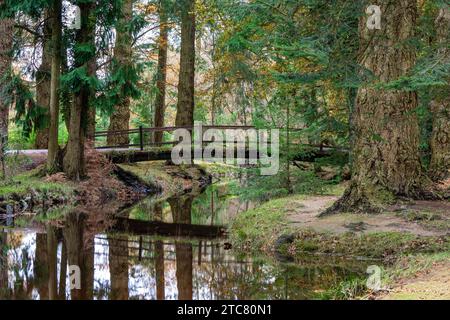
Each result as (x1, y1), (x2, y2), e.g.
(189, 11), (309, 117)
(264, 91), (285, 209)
(429, 6), (450, 181)
(107, 0), (134, 146)
(175, 0), (195, 127)
(0, 1), (13, 178)
(324, 0), (424, 214)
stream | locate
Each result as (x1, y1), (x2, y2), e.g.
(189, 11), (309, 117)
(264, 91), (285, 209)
(0, 182), (371, 300)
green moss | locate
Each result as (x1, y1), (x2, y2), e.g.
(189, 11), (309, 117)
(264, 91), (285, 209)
(0, 168), (73, 200)
(293, 231), (448, 259)
(229, 195), (304, 250)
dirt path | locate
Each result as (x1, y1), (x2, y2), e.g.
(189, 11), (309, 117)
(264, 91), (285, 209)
(379, 263), (450, 300)
(286, 196), (449, 236)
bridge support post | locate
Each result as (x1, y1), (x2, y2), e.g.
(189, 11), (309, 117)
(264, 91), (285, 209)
(139, 126), (144, 151)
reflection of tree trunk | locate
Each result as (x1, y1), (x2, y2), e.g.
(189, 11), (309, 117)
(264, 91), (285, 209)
(59, 240), (67, 299)
(47, 226), (58, 300)
(35, 9), (52, 149)
(168, 196), (193, 224)
(155, 240), (165, 300)
(108, 235), (129, 300)
(34, 234), (49, 299)
(175, 242), (193, 300)
(169, 197), (193, 300)
(153, 202), (165, 299)
(153, 0), (169, 144)
(63, 211), (94, 300)
(0, 232), (9, 298)
(107, 0), (133, 146)
(175, 0), (195, 126)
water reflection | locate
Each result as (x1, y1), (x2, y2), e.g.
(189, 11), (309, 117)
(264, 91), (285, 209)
(0, 184), (370, 300)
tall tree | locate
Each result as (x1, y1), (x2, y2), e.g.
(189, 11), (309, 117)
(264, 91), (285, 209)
(107, 0), (133, 146)
(153, 0), (169, 143)
(0, 2), (13, 179)
(47, 0), (62, 172)
(63, 1), (96, 180)
(35, 10), (52, 149)
(429, 5), (450, 181)
(175, 0), (195, 126)
(324, 0), (423, 213)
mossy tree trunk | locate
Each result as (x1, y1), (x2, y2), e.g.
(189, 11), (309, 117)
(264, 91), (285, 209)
(107, 0), (133, 146)
(153, 0), (169, 144)
(47, 0), (62, 172)
(429, 7), (450, 182)
(0, 9), (13, 179)
(175, 0), (195, 127)
(324, 0), (424, 214)
(63, 1), (96, 180)
(35, 10), (52, 149)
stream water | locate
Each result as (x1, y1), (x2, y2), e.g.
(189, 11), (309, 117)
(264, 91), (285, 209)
(0, 183), (371, 300)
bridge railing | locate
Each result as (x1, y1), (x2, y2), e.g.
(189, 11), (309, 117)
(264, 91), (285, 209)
(94, 125), (261, 150)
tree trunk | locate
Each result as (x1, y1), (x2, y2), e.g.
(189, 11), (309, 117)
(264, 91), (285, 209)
(35, 10), (52, 149)
(429, 6), (450, 181)
(175, 0), (195, 126)
(107, 0), (133, 146)
(63, 1), (96, 180)
(153, 0), (169, 144)
(323, 0), (423, 214)
(47, 0), (62, 172)
(0, 12), (13, 179)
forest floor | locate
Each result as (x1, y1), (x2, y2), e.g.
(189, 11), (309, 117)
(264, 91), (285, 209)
(229, 186), (450, 300)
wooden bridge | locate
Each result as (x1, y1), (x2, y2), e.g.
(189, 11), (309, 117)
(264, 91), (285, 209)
(94, 125), (346, 164)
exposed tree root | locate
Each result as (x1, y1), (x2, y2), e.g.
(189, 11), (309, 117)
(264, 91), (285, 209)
(320, 180), (448, 217)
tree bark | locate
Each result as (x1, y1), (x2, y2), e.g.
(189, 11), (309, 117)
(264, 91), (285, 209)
(63, 1), (96, 180)
(107, 0), (133, 146)
(153, 0), (169, 144)
(323, 0), (423, 214)
(35, 10), (52, 149)
(0, 10), (13, 179)
(175, 0), (195, 126)
(429, 6), (450, 181)
(47, 0), (62, 172)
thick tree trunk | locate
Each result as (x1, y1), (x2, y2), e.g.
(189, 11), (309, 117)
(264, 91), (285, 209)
(429, 7), (450, 181)
(47, 0), (62, 172)
(324, 0), (423, 214)
(35, 10), (52, 149)
(107, 0), (133, 146)
(153, 1), (169, 144)
(0, 12), (13, 179)
(175, 0), (195, 126)
(64, 1), (96, 180)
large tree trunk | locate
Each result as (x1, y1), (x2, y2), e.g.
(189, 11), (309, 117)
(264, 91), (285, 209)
(47, 0), (62, 172)
(35, 10), (52, 149)
(153, 0), (169, 144)
(107, 0), (133, 146)
(324, 0), (423, 214)
(175, 0), (195, 126)
(429, 6), (450, 182)
(63, 1), (96, 180)
(0, 11), (13, 179)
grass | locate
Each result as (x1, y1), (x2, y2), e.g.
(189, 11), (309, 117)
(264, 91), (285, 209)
(229, 192), (450, 259)
(229, 195), (300, 251)
(0, 168), (73, 201)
